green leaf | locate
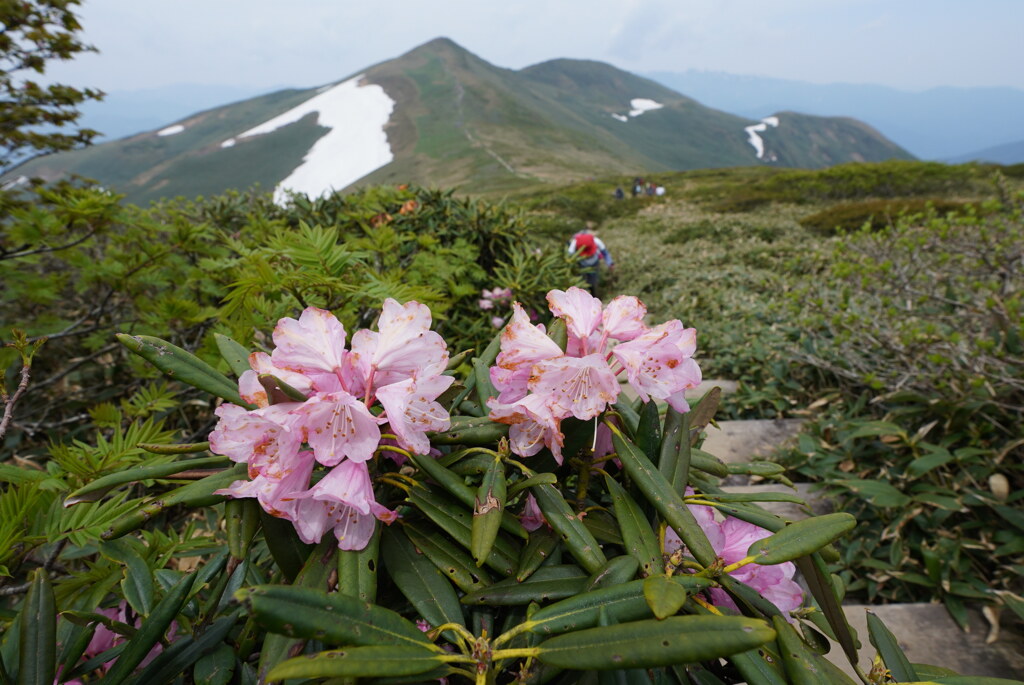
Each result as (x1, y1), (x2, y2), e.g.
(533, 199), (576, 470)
(102, 464), (247, 540)
(104, 572), (197, 685)
(642, 575), (688, 619)
(128, 615), (237, 685)
(64, 456), (230, 507)
(536, 616), (774, 670)
(101, 539), (155, 617)
(115, 334), (252, 408)
(516, 527), (561, 582)
(18, 569), (56, 685)
(604, 475), (661, 578)
(729, 646), (789, 685)
(257, 538), (338, 681)
(611, 429), (717, 567)
(636, 401), (662, 462)
(461, 565), (585, 606)
(840, 421), (905, 443)
(268, 646), (449, 681)
(193, 643), (235, 685)
(585, 556), (640, 591)
(213, 333), (252, 378)
(236, 584), (438, 649)
(406, 485), (518, 576)
(472, 456), (507, 567)
(407, 453), (527, 540)
(834, 479), (911, 508)
(225, 498), (261, 561)
(428, 416), (509, 446)
(529, 480), (607, 575)
(526, 576), (714, 637)
(866, 610), (917, 682)
(657, 405), (687, 491)
(257, 508), (313, 582)
(402, 521), (490, 593)
(794, 555), (860, 668)
(380, 526), (466, 636)
(773, 615), (855, 685)
(748, 514), (857, 565)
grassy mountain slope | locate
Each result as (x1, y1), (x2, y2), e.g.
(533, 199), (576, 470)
(7, 38), (914, 203)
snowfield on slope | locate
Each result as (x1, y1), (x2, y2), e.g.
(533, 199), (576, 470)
(157, 124), (185, 136)
(610, 98), (664, 122)
(225, 74), (395, 202)
(745, 116), (780, 159)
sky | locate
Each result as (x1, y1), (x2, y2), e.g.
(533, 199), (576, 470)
(46, 0), (1024, 94)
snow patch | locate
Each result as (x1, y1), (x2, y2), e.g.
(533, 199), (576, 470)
(609, 97), (664, 123)
(744, 116), (780, 160)
(220, 138), (236, 148)
(628, 98), (663, 117)
(157, 124), (185, 137)
(233, 74), (394, 203)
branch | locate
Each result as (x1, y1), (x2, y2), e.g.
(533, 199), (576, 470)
(0, 358), (31, 440)
(0, 225), (98, 261)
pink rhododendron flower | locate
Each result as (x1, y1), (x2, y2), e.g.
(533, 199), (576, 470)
(491, 316), (505, 328)
(271, 306), (349, 376)
(488, 393), (564, 463)
(294, 391), (382, 466)
(239, 351), (314, 407)
(376, 375), (454, 456)
(664, 490), (804, 615)
(529, 354), (620, 421)
(488, 287), (701, 461)
(478, 298), (494, 310)
(209, 302), (451, 551)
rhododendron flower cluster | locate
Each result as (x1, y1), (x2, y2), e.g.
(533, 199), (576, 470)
(487, 287), (701, 461)
(210, 300), (453, 550)
(665, 491), (804, 614)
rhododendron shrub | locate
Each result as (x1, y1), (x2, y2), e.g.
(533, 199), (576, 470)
(19, 290), (935, 685)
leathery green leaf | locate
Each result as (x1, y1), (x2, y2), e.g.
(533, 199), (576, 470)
(526, 576), (714, 637)
(529, 481), (607, 574)
(101, 539), (154, 617)
(472, 456), (507, 567)
(773, 616), (856, 685)
(235, 584), (438, 649)
(516, 527), (561, 582)
(406, 485), (518, 575)
(586, 556), (640, 590)
(257, 538), (337, 682)
(462, 566), (585, 606)
(103, 572), (197, 685)
(19, 569), (56, 685)
(536, 616), (774, 670)
(268, 646), (449, 680)
(605, 474), (661, 577)
(611, 429), (717, 567)
(64, 455), (229, 507)
(748, 514), (856, 565)
(338, 520), (381, 602)
(213, 333), (252, 378)
(402, 521), (491, 593)
(795, 554), (860, 668)
(642, 575), (688, 619)
(116, 334), (252, 408)
(866, 610), (917, 682)
(636, 400), (662, 462)
(380, 526), (466, 636)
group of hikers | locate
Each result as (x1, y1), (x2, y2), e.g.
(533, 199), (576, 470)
(614, 176), (665, 199)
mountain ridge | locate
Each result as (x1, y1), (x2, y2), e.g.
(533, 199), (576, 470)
(7, 38), (914, 204)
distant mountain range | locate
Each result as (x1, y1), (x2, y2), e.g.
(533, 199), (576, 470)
(7, 38), (913, 204)
(644, 70), (1024, 162)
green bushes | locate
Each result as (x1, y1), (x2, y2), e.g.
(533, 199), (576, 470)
(782, 196), (1024, 615)
(694, 161), (994, 213)
(0, 183), (577, 459)
(798, 197), (975, 234)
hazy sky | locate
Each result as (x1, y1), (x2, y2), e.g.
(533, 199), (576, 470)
(47, 0), (1024, 93)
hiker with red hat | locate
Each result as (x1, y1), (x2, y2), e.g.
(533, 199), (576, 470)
(567, 223), (614, 295)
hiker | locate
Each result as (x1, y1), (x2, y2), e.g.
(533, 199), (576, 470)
(567, 224), (614, 294)
(614, 186), (625, 200)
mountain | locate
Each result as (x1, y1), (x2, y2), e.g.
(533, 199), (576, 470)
(644, 70), (1024, 161)
(6, 38), (912, 204)
(946, 139), (1024, 165)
